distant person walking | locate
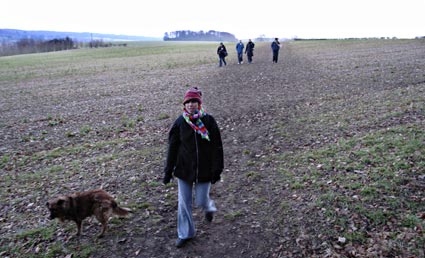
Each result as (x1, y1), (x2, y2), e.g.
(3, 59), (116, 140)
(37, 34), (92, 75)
(217, 42), (227, 67)
(236, 40), (244, 64)
(245, 39), (255, 64)
(271, 38), (281, 63)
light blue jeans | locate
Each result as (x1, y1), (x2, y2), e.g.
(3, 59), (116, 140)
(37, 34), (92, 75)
(177, 178), (217, 239)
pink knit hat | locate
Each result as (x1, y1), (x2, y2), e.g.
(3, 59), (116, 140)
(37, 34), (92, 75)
(183, 87), (202, 104)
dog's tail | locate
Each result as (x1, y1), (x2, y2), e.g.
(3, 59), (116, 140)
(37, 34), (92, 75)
(112, 201), (131, 217)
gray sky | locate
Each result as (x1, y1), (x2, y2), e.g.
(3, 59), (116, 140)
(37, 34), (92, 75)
(2, 0), (424, 39)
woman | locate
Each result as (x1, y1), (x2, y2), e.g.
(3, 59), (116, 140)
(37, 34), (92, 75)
(163, 87), (224, 248)
(217, 42), (227, 67)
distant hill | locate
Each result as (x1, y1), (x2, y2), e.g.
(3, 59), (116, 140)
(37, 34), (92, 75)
(0, 29), (160, 43)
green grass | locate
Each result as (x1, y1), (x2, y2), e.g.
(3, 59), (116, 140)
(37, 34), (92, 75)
(224, 210), (244, 220)
(0, 225), (85, 258)
(0, 41), (219, 83)
(277, 123), (424, 250)
(16, 226), (56, 241)
(80, 125), (92, 135)
(0, 138), (133, 170)
(158, 113), (170, 120)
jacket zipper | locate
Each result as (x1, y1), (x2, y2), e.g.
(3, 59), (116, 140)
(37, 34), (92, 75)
(194, 130), (199, 183)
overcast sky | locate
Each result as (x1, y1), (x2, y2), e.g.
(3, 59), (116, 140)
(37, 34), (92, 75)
(2, 0), (424, 39)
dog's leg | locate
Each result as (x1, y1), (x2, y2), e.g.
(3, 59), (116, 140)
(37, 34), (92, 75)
(75, 220), (83, 236)
(98, 221), (107, 238)
(95, 212), (108, 238)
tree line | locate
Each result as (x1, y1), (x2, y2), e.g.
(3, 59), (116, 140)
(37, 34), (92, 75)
(0, 37), (127, 56)
(0, 37), (76, 56)
(164, 30), (237, 42)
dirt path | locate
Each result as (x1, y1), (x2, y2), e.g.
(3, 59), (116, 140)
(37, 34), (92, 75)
(97, 44), (316, 258)
(70, 44), (291, 258)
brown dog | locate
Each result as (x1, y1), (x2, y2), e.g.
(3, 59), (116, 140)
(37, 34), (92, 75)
(46, 189), (130, 238)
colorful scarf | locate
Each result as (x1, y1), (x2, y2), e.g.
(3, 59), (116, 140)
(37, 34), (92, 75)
(183, 107), (210, 141)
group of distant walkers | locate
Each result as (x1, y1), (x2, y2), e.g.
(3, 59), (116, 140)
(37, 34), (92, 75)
(216, 38), (281, 67)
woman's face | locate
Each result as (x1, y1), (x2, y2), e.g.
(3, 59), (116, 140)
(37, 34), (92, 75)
(184, 100), (199, 114)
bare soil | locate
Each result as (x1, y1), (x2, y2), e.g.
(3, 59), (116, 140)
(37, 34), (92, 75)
(1, 39), (424, 258)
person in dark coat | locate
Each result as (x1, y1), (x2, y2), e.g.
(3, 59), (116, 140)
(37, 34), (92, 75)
(217, 42), (227, 67)
(271, 38), (281, 63)
(163, 87), (224, 248)
(245, 39), (255, 64)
